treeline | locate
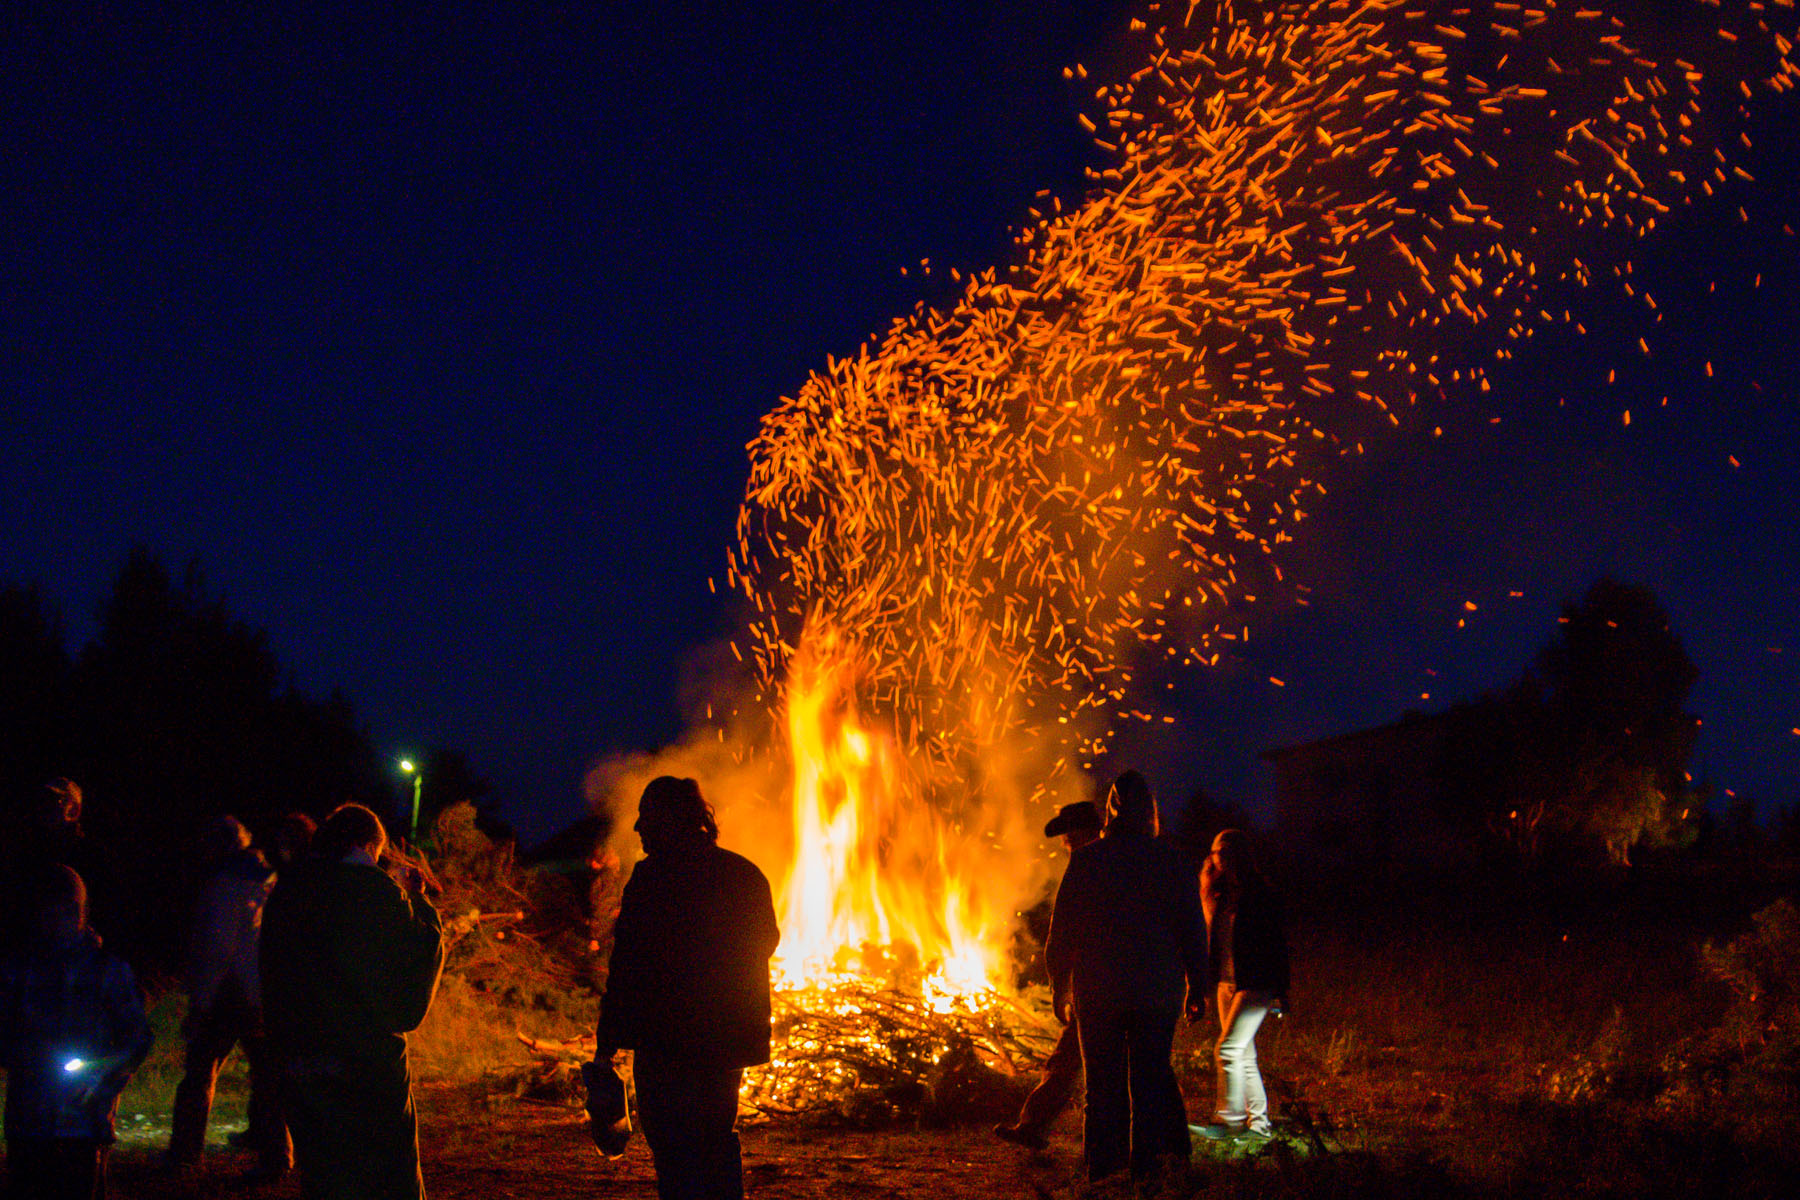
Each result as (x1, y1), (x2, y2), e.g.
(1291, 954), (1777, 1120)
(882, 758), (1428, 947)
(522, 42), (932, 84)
(2, 549), (417, 970)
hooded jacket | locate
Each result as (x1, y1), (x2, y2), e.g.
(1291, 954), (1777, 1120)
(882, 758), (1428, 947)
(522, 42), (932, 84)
(260, 856), (444, 1070)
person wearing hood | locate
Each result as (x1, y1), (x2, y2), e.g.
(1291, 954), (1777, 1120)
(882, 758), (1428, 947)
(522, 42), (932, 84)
(0, 865), (152, 1199)
(261, 803), (444, 1200)
(164, 814), (290, 1179)
(589, 776), (780, 1200)
(1045, 770), (1206, 1184)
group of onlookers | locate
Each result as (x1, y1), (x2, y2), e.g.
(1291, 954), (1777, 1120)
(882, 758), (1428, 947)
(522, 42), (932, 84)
(2, 768), (1283, 1198)
(0, 785), (445, 1200)
(587, 769), (1290, 1197)
(999, 770), (1290, 1184)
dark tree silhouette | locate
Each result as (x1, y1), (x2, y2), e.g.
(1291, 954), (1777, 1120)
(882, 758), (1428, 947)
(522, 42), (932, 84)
(1168, 784), (1253, 868)
(0, 583), (72, 810)
(1, 550), (515, 969)
(55, 550), (393, 964)
(1429, 579), (1701, 867)
(1535, 577), (1700, 865)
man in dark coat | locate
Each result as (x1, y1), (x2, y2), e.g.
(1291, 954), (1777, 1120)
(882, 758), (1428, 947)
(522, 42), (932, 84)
(591, 776), (780, 1200)
(1045, 771), (1206, 1183)
(260, 804), (444, 1200)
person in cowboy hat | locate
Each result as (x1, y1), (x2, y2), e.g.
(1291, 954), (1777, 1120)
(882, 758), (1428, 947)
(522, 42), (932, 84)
(995, 797), (1104, 1151)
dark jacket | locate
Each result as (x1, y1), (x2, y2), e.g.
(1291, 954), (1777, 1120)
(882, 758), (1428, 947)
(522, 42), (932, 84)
(0, 931), (152, 1142)
(188, 847), (276, 1013)
(1207, 879), (1290, 1001)
(1043, 829), (1206, 1015)
(595, 841), (779, 1068)
(260, 857), (444, 1070)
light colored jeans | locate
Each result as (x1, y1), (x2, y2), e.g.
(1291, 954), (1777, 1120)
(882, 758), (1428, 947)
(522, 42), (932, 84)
(1214, 984), (1275, 1131)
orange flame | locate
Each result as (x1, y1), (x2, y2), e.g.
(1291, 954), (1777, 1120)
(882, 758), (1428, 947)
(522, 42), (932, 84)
(772, 628), (1009, 1007)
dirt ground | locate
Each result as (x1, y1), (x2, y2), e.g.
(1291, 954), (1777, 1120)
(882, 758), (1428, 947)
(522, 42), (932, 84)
(95, 1088), (1101, 1199)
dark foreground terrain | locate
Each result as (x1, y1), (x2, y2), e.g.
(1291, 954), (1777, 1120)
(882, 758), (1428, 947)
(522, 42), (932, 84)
(18, 858), (1800, 1198)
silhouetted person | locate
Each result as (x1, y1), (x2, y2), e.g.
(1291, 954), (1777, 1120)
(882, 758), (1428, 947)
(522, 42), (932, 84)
(0, 865), (152, 1200)
(1195, 828), (1289, 1142)
(995, 799), (1104, 1151)
(267, 812), (318, 874)
(1045, 770), (1205, 1183)
(261, 804), (444, 1200)
(6, 779), (105, 953)
(590, 776), (780, 1200)
(164, 815), (290, 1180)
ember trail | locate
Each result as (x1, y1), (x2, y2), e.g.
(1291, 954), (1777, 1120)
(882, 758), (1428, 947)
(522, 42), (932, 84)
(701, 0), (1797, 1109)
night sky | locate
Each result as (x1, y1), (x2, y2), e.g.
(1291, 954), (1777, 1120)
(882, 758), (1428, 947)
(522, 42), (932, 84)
(5, 1), (1796, 842)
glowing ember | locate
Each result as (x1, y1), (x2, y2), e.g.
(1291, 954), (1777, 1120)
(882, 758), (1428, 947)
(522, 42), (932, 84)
(689, 0), (1797, 1104)
(731, 0), (1796, 787)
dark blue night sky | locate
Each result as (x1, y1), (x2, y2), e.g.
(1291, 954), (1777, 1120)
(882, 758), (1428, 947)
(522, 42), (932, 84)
(5, 2), (1796, 840)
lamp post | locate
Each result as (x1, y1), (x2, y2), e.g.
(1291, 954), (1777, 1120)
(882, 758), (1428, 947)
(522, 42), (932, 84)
(399, 758), (423, 842)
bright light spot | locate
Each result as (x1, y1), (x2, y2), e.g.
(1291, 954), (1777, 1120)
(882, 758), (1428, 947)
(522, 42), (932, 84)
(63, 1058), (85, 1073)
(398, 759), (416, 774)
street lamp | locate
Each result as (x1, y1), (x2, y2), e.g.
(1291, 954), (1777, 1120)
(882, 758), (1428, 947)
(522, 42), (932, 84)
(399, 758), (423, 841)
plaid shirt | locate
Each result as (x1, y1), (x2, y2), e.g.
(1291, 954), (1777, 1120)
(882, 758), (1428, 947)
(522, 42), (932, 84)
(0, 931), (152, 1142)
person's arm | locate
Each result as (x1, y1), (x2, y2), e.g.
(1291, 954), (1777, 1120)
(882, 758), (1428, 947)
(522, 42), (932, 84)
(593, 870), (649, 1059)
(341, 867), (445, 1035)
(1177, 858), (1209, 1022)
(90, 957), (153, 1108)
(1262, 891), (1291, 1009)
(751, 863), (780, 963)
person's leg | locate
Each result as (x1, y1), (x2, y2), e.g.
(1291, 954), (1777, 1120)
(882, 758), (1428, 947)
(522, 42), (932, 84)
(86, 1142), (109, 1200)
(283, 1068), (417, 1200)
(632, 1054), (696, 1200)
(1125, 1007), (1189, 1178)
(688, 1067), (747, 1200)
(1235, 992), (1274, 1132)
(21, 1139), (103, 1200)
(282, 1073), (360, 1200)
(6, 1138), (66, 1200)
(241, 1030), (293, 1174)
(1213, 982), (1235, 1126)
(360, 1066), (425, 1200)
(167, 1008), (235, 1163)
(1078, 1007), (1131, 1181)
(1015, 1021), (1083, 1135)
(1214, 987), (1270, 1128)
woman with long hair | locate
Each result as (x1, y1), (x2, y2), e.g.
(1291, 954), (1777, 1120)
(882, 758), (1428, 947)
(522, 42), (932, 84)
(1197, 828), (1289, 1141)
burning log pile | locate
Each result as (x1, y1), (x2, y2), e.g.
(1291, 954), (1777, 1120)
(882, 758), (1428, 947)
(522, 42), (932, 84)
(745, 975), (1060, 1123)
(515, 979), (1061, 1125)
